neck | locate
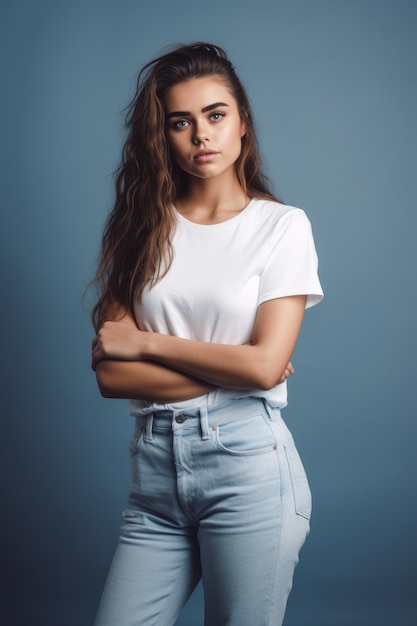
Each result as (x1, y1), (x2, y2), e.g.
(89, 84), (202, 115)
(177, 175), (250, 224)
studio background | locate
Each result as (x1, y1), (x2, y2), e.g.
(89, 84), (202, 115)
(1, 1), (416, 624)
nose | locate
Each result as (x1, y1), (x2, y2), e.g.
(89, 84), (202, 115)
(192, 120), (209, 145)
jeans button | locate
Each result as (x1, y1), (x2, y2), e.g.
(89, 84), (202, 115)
(175, 414), (186, 424)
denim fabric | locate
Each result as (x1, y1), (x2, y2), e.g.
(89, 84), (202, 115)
(94, 397), (311, 626)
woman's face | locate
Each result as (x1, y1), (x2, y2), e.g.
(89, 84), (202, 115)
(163, 75), (246, 183)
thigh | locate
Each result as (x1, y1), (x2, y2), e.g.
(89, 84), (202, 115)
(198, 412), (310, 626)
(95, 423), (201, 626)
(94, 512), (201, 626)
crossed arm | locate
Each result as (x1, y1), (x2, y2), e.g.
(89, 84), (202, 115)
(92, 295), (306, 402)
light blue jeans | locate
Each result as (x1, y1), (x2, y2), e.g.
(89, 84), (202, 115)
(94, 397), (311, 626)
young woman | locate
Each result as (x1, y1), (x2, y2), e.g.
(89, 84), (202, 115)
(91, 42), (323, 626)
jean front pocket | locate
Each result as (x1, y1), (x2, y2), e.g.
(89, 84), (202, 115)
(214, 413), (277, 456)
(128, 425), (144, 457)
(284, 439), (312, 520)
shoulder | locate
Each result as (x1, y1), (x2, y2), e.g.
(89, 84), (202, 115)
(247, 198), (312, 230)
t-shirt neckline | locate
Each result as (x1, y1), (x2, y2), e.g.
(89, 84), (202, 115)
(175, 198), (257, 231)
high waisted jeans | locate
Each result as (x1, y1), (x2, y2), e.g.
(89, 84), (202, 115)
(94, 397), (311, 626)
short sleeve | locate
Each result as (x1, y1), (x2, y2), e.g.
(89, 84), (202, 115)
(258, 209), (324, 309)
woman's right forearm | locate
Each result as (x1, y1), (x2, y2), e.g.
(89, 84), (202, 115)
(95, 359), (216, 402)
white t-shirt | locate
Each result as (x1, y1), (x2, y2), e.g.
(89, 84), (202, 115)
(128, 198), (323, 417)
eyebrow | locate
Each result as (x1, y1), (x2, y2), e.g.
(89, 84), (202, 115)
(166, 101), (229, 119)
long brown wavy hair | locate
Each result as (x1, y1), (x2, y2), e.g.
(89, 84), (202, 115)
(92, 42), (279, 330)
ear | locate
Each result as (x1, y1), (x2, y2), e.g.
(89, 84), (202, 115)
(240, 110), (248, 137)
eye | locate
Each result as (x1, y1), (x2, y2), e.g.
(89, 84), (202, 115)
(170, 119), (190, 130)
(210, 112), (225, 121)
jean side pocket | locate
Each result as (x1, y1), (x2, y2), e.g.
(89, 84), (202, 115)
(128, 426), (144, 457)
(214, 413), (277, 456)
(284, 439), (312, 520)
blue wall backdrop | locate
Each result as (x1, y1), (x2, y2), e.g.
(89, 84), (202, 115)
(1, 1), (416, 624)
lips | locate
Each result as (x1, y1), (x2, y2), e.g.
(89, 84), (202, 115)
(193, 149), (219, 161)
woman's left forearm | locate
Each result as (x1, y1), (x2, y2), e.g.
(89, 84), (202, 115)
(143, 296), (306, 390)
(143, 335), (272, 389)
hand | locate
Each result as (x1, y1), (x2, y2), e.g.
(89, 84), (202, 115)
(91, 314), (145, 370)
(278, 361), (294, 384)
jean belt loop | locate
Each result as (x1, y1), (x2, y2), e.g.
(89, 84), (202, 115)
(144, 413), (154, 442)
(199, 406), (210, 441)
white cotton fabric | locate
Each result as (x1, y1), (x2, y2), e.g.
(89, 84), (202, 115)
(128, 198), (323, 416)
